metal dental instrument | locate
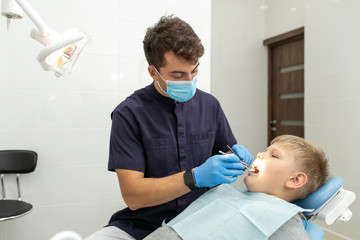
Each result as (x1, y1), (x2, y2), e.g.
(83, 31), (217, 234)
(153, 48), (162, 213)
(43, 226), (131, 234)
(225, 145), (253, 172)
(218, 150), (227, 155)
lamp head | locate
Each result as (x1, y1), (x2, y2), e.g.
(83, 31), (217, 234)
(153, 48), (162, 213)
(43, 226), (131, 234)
(2, 0), (90, 77)
(34, 28), (90, 77)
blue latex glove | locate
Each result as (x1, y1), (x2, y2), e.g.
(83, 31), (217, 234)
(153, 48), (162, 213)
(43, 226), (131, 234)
(231, 144), (253, 166)
(193, 154), (246, 188)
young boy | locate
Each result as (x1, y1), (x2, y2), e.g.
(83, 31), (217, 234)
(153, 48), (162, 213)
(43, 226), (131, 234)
(144, 135), (329, 240)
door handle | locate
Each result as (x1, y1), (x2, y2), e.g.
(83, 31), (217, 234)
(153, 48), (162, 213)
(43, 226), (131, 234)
(270, 120), (277, 125)
(270, 120), (277, 132)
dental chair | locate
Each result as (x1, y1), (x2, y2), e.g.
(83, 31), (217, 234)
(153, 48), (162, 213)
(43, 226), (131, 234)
(294, 176), (356, 240)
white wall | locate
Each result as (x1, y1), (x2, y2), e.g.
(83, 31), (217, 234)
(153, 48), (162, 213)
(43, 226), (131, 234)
(305, 0), (360, 239)
(0, 0), (211, 239)
(211, 0), (268, 163)
(264, 0), (304, 39)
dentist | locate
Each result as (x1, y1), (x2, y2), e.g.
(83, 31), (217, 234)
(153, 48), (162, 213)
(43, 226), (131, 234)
(86, 15), (252, 240)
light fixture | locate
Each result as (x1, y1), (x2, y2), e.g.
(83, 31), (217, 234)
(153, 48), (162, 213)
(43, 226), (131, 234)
(1, 0), (90, 77)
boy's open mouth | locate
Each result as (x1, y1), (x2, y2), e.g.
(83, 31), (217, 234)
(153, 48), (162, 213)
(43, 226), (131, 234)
(251, 165), (259, 173)
(250, 158), (261, 174)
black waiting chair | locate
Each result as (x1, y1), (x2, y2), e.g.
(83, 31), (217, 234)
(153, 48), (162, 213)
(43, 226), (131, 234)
(0, 150), (37, 221)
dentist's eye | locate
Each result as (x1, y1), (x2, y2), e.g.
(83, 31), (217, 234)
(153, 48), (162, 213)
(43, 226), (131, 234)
(173, 75), (182, 80)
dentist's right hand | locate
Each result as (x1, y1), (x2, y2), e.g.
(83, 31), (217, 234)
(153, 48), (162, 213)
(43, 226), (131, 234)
(193, 154), (246, 188)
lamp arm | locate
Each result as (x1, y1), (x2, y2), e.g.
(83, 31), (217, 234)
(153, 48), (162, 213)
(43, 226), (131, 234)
(14, 0), (51, 37)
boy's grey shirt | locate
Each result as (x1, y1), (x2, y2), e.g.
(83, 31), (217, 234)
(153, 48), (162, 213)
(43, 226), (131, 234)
(144, 213), (311, 240)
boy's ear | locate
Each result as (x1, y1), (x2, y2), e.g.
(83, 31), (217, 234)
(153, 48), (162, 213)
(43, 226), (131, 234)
(285, 172), (307, 189)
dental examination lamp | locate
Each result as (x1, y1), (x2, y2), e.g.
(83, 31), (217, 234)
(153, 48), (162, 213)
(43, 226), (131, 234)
(1, 0), (90, 77)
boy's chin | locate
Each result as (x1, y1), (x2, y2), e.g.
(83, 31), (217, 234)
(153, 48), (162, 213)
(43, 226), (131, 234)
(243, 176), (251, 189)
(244, 175), (261, 192)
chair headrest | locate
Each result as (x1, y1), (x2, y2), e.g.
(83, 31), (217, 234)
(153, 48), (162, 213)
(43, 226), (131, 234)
(293, 176), (343, 211)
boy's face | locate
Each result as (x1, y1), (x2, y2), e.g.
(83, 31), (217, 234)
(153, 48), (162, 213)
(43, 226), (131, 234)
(244, 142), (298, 197)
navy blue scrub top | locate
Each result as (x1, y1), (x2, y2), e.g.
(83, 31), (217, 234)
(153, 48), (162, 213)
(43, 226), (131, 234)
(107, 83), (237, 239)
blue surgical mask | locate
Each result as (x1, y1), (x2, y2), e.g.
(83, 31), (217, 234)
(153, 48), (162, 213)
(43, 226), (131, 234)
(154, 67), (197, 102)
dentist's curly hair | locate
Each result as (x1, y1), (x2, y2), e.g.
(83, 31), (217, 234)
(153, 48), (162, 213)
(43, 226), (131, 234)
(143, 15), (204, 69)
(271, 135), (329, 200)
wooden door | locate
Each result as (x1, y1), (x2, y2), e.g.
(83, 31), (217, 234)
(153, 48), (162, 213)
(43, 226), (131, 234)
(264, 28), (304, 145)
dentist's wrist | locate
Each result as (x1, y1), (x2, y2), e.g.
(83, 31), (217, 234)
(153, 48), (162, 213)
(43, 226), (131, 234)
(184, 168), (198, 190)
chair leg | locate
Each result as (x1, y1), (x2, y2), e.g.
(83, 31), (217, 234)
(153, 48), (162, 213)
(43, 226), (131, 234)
(16, 174), (22, 201)
(1, 174), (5, 200)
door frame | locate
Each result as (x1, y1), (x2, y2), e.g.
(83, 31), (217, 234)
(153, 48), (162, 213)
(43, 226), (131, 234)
(263, 27), (304, 144)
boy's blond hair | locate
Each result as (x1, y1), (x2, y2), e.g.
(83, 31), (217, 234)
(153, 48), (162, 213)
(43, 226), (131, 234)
(271, 135), (329, 200)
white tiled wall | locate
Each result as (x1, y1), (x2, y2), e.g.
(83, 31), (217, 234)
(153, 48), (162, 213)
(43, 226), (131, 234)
(0, 0), (211, 239)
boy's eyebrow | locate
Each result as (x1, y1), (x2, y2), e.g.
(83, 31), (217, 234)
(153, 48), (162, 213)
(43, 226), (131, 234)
(266, 146), (278, 153)
(170, 62), (200, 74)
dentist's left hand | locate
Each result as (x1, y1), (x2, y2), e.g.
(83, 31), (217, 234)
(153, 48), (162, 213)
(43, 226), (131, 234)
(231, 144), (253, 166)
